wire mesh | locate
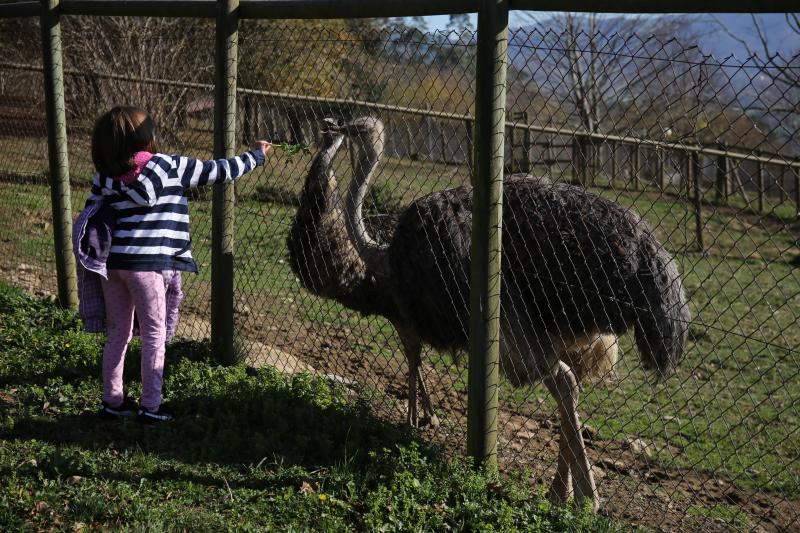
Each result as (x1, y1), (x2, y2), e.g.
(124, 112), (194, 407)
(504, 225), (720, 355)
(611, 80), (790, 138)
(0, 23), (50, 298)
(0, 16), (798, 532)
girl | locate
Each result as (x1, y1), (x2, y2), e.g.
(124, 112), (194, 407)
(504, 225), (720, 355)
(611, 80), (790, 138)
(91, 105), (270, 424)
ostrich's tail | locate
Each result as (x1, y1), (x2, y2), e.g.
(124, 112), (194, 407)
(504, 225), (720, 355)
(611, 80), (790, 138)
(633, 238), (690, 377)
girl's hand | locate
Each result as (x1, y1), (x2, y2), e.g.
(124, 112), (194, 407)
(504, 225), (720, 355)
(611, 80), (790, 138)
(253, 140), (272, 158)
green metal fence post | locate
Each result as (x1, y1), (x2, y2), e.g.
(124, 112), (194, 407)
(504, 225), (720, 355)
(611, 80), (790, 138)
(211, 0), (239, 364)
(40, 0), (77, 310)
(467, 0), (508, 473)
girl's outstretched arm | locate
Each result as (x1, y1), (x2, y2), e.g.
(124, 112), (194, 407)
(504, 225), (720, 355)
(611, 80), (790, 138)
(92, 142), (270, 205)
(176, 142), (270, 189)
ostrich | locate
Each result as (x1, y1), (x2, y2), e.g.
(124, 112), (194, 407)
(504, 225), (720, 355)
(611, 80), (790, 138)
(287, 120), (440, 426)
(287, 120), (620, 430)
(331, 116), (689, 511)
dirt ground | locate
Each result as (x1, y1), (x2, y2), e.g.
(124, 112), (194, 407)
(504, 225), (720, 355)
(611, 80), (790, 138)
(3, 263), (798, 532)
(229, 291), (800, 533)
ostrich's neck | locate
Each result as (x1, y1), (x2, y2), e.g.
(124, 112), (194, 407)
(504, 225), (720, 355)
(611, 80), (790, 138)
(297, 139), (344, 215)
(344, 145), (390, 278)
(298, 168), (338, 217)
(291, 136), (379, 299)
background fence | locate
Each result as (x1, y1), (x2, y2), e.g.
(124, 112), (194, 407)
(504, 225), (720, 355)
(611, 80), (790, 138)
(1, 2), (799, 531)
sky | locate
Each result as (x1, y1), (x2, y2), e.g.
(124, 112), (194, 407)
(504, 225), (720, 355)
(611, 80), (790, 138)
(422, 13), (798, 59)
(423, 14), (475, 30)
(423, 12), (608, 30)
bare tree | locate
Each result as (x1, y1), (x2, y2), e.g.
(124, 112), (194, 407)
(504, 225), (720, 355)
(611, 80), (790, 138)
(512, 13), (700, 135)
(60, 16), (214, 142)
(714, 14), (799, 154)
(716, 14), (799, 111)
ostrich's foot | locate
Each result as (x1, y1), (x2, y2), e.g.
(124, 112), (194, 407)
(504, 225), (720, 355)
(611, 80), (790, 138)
(404, 401), (440, 429)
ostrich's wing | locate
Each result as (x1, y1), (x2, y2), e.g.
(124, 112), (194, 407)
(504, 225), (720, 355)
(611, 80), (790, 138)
(388, 180), (647, 350)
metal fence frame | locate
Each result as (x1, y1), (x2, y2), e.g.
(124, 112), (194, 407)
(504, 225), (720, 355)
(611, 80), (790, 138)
(0, 0), (794, 473)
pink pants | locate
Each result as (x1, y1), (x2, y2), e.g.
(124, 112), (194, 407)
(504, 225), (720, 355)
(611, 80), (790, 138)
(101, 269), (166, 411)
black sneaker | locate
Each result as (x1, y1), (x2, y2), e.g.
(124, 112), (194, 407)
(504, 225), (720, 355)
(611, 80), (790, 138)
(136, 406), (174, 425)
(98, 396), (138, 420)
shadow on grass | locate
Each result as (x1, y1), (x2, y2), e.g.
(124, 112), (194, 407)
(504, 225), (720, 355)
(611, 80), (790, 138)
(0, 337), (225, 388)
(5, 344), (428, 487)
(0, 284), (432, 500)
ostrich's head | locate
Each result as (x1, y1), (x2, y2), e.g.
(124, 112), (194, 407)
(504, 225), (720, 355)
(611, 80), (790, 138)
(337, 117), (385, 160)
(298, 118), (347, 201)
(320, 117), (345, 148)
(307, 118), (345, 173)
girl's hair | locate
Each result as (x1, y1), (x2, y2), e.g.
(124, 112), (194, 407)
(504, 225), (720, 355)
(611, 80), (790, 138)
(91, 106), (158, 177)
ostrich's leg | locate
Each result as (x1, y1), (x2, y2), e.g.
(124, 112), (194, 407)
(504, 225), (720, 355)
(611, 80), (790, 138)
(545, 420), (573, 505)
(398, 330), (439, 428)
(407, 341), (419, 427)
(415, 364), (440, 427)
(545, 361), (598, 512)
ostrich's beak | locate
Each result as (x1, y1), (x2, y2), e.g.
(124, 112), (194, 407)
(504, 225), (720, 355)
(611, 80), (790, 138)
(319, 118), (346, 147)
(320, 118), (343, 133)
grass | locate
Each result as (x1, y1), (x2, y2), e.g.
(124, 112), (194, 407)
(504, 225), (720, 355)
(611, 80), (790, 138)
(0, 132), (799, 502)
(0, 282), (621, 531)
(686, 504), (753, 530)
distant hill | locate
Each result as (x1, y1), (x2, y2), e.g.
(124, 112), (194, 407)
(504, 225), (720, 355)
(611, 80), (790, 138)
(509, 13), (798, 64)
(504, 14), (798, 154)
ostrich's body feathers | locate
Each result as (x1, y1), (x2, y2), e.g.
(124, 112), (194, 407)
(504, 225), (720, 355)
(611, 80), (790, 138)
(390, 177), (688, 380)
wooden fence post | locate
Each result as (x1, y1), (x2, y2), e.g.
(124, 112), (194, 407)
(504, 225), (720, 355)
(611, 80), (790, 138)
(691, 152), (704, 253)
(756, 159), (764, 213)
(243, 94), (253, 145)
(406, 122), (416, 160)
(424, 104), (433, 159)
(468, 0), (508, 474)
(440, 120), (447, 164)
(684, 153), (691, 198)
(40, 0), (77, 310)
(573, 135), (587, 185)
(657, 147), (665, 190)
(571, 137), (578, 182)
(794, 167), (800, 220)
(522, 127), (531, 173)
(631, 144), (640, 190)
(779, 165), (786, 204)
(465, 118), (473, 173)
(211, 0), (238, 364)
(715, 146), (729, 203)
(610, 140), (617, 186)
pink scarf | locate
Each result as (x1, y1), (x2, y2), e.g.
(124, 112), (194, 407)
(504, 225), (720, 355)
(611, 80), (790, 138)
(117, 151), (154, 185)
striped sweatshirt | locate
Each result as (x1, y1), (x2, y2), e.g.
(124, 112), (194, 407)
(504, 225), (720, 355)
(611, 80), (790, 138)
(90, 149), (265, 272)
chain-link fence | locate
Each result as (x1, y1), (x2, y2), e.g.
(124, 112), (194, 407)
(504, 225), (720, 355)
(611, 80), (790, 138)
(1, 13), (799, 532)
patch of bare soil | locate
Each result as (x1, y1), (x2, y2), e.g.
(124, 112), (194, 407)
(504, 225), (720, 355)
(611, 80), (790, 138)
(0, 260), (56, 297)
(231, 293), (800, 533)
